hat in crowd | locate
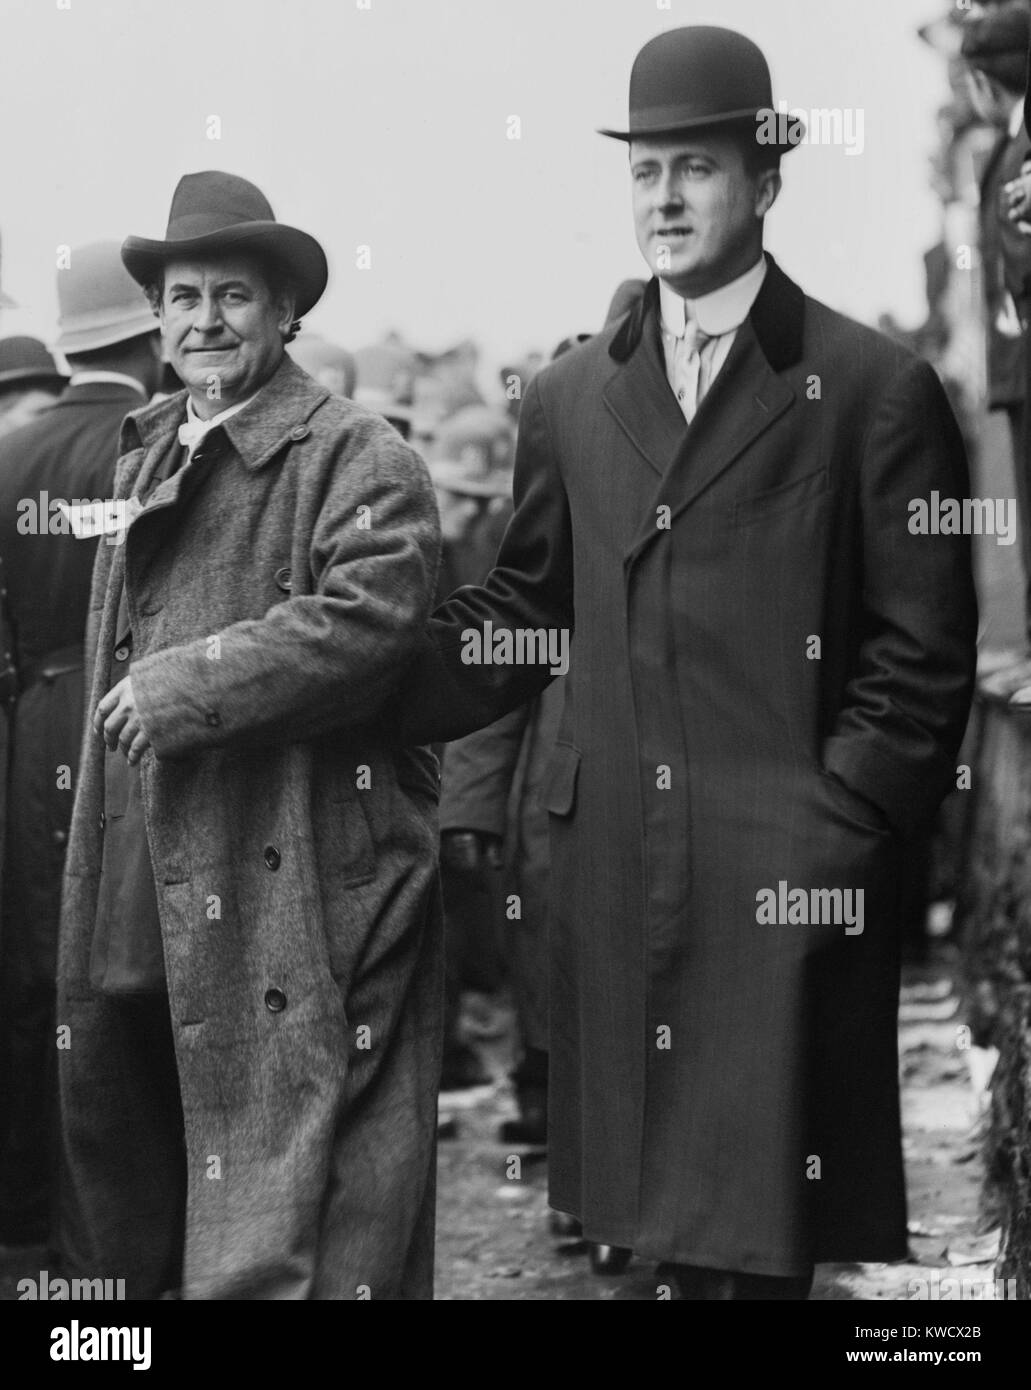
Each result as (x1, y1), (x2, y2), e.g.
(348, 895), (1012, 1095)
(55, 241), (157, 354)
(290, 333), (357, 397)
(598, 25), (804, 150)
(122, 171), (329, 318)
(428, 404), (514, 499)
(0, 336), (67, 390)
(353, 341), (418, 420)
(960, 4), (1031, 61)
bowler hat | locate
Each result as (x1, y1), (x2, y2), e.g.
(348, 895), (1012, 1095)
(960, 6), (1031, 61)
(55, 241), (158, 355)
(122, 171), (328, 318)
(0, 336), (66, 390)
(598, 25), (804, 151)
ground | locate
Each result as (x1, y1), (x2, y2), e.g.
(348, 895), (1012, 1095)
(433, 949), (1006, 1301)
(0, 948), (1005, 1302)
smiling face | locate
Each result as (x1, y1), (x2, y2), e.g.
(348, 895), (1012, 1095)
(630, 130), (780, 298)
(159, 255), (295, 417)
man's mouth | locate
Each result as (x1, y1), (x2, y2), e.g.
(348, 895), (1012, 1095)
(187, 345), (236, 353)
(656, 228), (692, 239)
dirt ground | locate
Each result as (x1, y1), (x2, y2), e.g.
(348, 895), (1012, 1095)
(433, 947), (1006, 1301)
(0, 947), (1005, 1302)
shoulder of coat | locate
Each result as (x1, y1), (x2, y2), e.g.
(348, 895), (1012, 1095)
(801, 294), (919, 381)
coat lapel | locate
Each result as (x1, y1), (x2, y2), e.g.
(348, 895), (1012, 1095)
(603, 279), (687, 477)
(611, 256), (805, 562)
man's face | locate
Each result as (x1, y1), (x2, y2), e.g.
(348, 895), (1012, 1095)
(630, 132), (777, 297)
(160, 255), (293, 415)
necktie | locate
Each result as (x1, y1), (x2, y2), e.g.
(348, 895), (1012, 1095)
(672, 320), (713, 424)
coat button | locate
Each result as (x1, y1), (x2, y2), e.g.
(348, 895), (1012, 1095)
(274, 566), (292, 592)
(265, 988), (287, 1013)
(264, 845), (281, 870)
(114, 645), (130, 662)
(52, 828), (68, 847)
(205, 711), (221, 727)
(290, 425), (310, 442)
(99, 811), (106, 830)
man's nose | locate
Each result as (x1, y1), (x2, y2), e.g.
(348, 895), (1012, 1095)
(655, 169), (684, 211)
(192, 295), (224, 334)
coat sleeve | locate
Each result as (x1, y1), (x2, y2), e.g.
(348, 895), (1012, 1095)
(386, 373), (575, 747)
(821, 355), (979, 837)
(438, 702), (532, 837)
(130, 422), (441, 759)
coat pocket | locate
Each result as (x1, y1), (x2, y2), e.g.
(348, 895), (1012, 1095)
(818, 769), (891, 837)
(733, 466), (828, 526)
(329, 777), (378, 886)
(541, 742), (581, 818)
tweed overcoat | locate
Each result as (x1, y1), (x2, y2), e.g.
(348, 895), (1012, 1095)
(391, 256), (979, 1275)
(57, 355), (444, 1300)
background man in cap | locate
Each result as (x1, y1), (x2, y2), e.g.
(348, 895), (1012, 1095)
(57, 171), (442, 1299)
(962, 6), (1031, 659)
(0, 337), (66, 438)
(0, 242), (161, 1250)
(389, 26), (978, 1298)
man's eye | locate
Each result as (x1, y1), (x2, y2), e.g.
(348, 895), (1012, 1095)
(223, 292), (245, 304)
(634, 169), (656, 183)
(685, 163), (710, 177)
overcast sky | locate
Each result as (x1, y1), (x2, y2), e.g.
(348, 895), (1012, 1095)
(0, 0), (951, 379)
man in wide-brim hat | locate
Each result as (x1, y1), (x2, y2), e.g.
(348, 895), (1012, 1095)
(56, 171), (443, 1299)
(390, 25), (977, 1297)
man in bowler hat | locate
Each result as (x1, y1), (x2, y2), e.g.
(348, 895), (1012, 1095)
(0, 244), (162, 1249)
(389, 27), (978, 1297)
(56, 171), (442, 1298)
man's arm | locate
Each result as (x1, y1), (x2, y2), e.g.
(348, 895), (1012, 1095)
(822, 355), (979, 836)
(388, 373), (575, 747)
(127, 423), (441, 759)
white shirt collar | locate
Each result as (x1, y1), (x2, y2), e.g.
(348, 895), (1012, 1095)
(185, 393), (256, 431)
(1010, 99), (1025, 140)
(179, 392), (257, 453)
(659, 255), (768, 339)
(67, 370), (148, 397)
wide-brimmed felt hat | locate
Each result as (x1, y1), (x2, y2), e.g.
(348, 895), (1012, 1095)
(122, 171), (328, 318)
(598, 25), (804, 151)
(55, 241), (158, 354)
(0, 335), (67, 389)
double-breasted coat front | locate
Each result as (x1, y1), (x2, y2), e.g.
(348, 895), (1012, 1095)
(57, 355), (444, 1299)
(391, 257), (979, 1275)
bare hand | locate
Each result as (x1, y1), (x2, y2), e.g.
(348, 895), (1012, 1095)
(94, 675), (152, 765)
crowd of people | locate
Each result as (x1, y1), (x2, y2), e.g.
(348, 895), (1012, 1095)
(0, 10), (1017, 1302)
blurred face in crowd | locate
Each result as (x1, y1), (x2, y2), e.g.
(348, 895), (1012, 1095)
(964, 68), (1014, 130)
(0, 385), (61, 436)
(630, 131), (779, 298)
(435, 487), (482, 544)
(159, 255), (295, 418)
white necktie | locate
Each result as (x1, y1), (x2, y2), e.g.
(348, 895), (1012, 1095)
(672, 320), (714, 424)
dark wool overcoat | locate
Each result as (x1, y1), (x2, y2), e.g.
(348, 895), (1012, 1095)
(390, 256), (979, 1276)
(57, 356), (444, 1300)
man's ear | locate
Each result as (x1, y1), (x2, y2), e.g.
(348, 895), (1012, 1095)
(755, 169), (781, 220)
(276, 290), (298, 337)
